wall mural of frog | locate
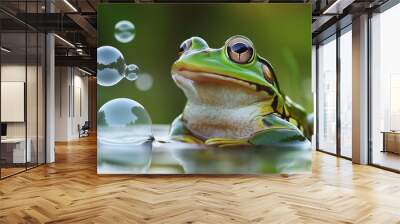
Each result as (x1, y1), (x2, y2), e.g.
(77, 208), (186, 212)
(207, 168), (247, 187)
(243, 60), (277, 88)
(97, 3), (312, 174)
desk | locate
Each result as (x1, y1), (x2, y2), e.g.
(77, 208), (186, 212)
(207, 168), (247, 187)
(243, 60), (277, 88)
(382, 131), (400, 154)
(1, 138), (31, 163)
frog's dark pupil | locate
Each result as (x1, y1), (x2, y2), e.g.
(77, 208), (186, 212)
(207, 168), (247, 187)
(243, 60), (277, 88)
(231, 43), (249, 54)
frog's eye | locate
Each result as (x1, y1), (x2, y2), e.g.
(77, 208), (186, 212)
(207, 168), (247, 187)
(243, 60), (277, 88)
(178, 39), (192, 56)
(226, 36), (255, 64)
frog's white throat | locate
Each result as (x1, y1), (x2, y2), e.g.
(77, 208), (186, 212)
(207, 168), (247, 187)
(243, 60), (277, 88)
(172, 71), (273, 139)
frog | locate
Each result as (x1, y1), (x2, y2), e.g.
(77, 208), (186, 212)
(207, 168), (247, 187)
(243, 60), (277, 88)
(169, 35), (313, 147)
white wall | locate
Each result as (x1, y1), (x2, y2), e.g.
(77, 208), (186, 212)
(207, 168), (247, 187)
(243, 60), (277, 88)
(55, 66), (69, 141)
(54, 67), (89, 141)
(1, 65), (40, 138)
(71, 72), (89, 138)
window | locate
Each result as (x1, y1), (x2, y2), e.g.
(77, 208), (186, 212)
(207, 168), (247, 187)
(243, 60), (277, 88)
(316, 25), (353, 158)
(317, 35), (337, 154)
(370, 3), (400, 171)
(0, 1), (47, 179)
(339, 27), (352, 158)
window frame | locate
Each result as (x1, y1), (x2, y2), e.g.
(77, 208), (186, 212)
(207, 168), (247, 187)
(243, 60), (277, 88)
(315, 24), (353, 161)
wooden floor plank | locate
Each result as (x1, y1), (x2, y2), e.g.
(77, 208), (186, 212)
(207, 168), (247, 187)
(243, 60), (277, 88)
(0, 135), (400, 223)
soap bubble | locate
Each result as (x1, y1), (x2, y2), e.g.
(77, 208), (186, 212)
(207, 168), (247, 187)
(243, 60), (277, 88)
(135, 73), (153, 91)
(97, 98), (153, 174)
(125, 64), (139, 81)
(114, 20), (135, 43)
(97, 98), (152, 139)
(97, 46), (126, 87)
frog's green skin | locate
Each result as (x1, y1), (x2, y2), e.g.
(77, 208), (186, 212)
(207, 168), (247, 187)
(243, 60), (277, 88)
(169, 36), (313, 147)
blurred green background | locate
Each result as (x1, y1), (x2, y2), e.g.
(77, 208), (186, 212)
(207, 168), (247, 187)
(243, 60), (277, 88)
(98, 3), (312, 124)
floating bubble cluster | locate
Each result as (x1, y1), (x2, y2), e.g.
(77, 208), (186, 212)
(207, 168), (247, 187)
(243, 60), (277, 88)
(114, 20), (135, 43)
(97, 98), (153, 174)
(97, 46), (140, 87)
(97, 22), (155, 174)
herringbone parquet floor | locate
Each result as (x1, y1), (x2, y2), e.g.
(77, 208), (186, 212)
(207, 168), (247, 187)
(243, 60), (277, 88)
(1, 135), (400, 224)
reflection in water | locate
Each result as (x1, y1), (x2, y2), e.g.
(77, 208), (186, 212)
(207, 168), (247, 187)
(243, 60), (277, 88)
(163, 141), (311, 174)
(97, 125), (312, 174)
(98, 139), (153, 174)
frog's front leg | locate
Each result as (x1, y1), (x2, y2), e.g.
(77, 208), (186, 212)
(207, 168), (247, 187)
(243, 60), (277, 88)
(169, 114), (203, 144)
(249, 114), (308, 146)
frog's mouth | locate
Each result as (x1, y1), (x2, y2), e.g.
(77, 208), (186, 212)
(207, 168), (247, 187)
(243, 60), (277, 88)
(172, 68), (260, 91)
(172, 68), (273, 107)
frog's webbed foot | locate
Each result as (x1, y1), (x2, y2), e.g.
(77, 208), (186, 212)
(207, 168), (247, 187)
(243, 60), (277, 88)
(249, 128), (307, 146)
(248, 114), (309, 146)
(205, 138), (251, 148)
